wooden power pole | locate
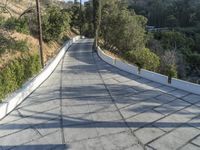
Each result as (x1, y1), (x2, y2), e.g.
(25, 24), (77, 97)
(93, 0), (101, 50)
(80, 0), (82, 36)
(36, 0), (44, 68)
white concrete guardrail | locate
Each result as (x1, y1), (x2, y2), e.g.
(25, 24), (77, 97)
(0, 36), (81, 120)
(97, 47), (200, 95)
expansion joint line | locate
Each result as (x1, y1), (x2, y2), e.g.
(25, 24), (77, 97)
(59, 42), (74, 147)
(92, 52), (146, 150)
(60, 53), (66, 148)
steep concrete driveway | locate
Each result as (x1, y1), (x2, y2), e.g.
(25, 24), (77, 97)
(0, 39), (200, 150)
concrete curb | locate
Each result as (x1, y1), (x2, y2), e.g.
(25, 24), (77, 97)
(97, 47), (200, 95)
(0, 36), (81, 120)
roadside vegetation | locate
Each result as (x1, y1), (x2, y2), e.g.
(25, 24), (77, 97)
(131, 0), (200, 83)
(79, 0), (200, 84)
(0, 0), (76, 101)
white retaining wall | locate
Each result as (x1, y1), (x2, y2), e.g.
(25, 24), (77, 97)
(115, 59), (138, 74)
(140, 69), (168, 85)
(0, 36), (81, 120)
(171, 78), (200, 94)
(97, 47), (200, 95)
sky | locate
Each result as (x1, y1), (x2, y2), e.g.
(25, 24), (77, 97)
(64, 0), (89, 3)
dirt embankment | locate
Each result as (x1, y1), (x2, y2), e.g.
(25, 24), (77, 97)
(0, 0), (77, 69)
(0, 0), (68, 19)
(0, 29), (77, 69)
(0, 0), (35, 18)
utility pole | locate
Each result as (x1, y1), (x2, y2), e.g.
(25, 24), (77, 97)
(93, 0), (101, 50)
(36, 0), (44, 68)
(93, 0), (96, 50)
(79, 0), (82, 37)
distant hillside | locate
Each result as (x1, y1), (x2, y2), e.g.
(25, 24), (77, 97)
(127, 0), (150, 6)
(0, 0), (69, 18)
(127, 0), (200, 7)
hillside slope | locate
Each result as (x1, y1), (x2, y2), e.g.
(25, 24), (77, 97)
(0, 0), (68, 18)
(0, 0), (35, 18)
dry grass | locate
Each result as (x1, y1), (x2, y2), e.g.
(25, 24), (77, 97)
(101, 48), (132, 64)
(0, 29), (76, 69)
(0, 0), (77, 69)
(0, 0), (69, 18)
(0, 0), (35, 18)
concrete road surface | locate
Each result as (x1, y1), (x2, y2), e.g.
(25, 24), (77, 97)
(0, 39), (200, 150)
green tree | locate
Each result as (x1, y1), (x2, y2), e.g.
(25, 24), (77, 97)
(101, 2), (147, 53)
(148, 0), (168, 27)
(4, 17), (29, 34)
(172, 0), (194, 27)
(166, 15), (178, 28)
(194, 33), (200, 53)
(42, 6), (71, 42)
(128, 48), (160, 71)
(187, 52), (200, 75)
(67, 5), (81, 29)
(161, 31), (194, 51)
(82, 1), (94, 37)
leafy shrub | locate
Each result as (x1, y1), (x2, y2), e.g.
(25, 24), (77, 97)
(165, 64), (178, 83)
(30, 54), (41, 75)
(194, 33), (200, 53)
(67, 5), (81, 29)
(12, 40), (29, 52)
(0, 53), (41, 101)
(0, 16), (5, 26)
(42, 6), (71, 42)
(128, 48), (160, 71)
(0, 34), (28, 55)
(0, 36), (8, 54)
(186, 52), (200, 75)
(4, 17), (29, 34)
(159, 50), (178, 80)
(187, 53), (200, 66)
(167, 65), (178, 78)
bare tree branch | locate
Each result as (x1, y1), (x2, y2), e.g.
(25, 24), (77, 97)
(18, 6), (35, 19)
(0, 5), (12, 17)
